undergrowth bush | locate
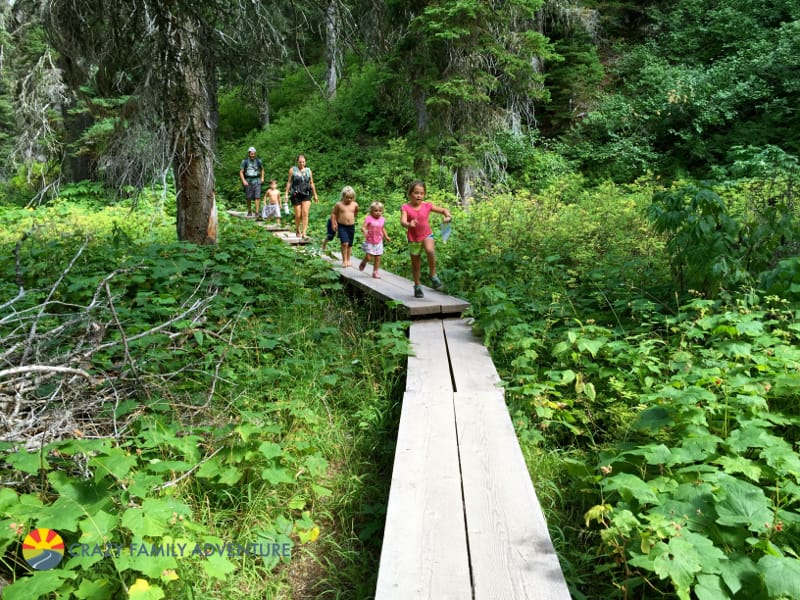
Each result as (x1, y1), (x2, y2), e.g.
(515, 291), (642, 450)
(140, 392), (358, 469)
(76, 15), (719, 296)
(441, 171), (800, 599)
(0, 201), (409, 599)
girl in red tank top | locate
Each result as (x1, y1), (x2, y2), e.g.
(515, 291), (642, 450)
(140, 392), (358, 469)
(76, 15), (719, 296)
(400, 181), (452, 298)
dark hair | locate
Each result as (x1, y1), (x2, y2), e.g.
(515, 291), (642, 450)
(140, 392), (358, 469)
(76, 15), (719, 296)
(407, 180), (426, 197)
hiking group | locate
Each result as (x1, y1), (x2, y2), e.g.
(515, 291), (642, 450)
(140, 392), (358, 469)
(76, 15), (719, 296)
(240, 147), (452, 298)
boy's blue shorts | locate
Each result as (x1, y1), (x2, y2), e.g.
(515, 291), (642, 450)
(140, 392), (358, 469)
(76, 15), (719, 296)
(337, 224), (356, 246)
(325, 218), (335, 241)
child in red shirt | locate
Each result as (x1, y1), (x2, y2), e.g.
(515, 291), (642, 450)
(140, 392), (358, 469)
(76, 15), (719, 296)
(400, 181), (452, 298)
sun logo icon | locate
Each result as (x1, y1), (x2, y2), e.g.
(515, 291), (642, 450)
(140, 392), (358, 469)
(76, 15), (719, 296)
(22, 528), (65, 570)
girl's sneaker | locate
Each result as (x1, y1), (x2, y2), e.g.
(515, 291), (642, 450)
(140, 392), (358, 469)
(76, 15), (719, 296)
(413, 285), (424, 298)
(430, 275), (444, 290)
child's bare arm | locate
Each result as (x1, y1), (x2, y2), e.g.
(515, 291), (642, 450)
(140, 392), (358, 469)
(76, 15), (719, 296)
(400, 208), (414, 229)
(330, 204), (338, 229)
(431, 205), (452, 221)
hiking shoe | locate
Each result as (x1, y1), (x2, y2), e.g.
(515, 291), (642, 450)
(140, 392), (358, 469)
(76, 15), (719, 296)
(430, 275), (444, 290)
(414, 285), (424, 298)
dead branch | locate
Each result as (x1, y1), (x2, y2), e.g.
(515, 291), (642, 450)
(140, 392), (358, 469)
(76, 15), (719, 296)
(0, 242), (220, 451)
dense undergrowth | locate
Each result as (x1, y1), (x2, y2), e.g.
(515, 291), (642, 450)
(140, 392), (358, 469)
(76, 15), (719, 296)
(444, 172), (800, 598)
(0, 197), (408, 599)
(4, 159), (800, 599)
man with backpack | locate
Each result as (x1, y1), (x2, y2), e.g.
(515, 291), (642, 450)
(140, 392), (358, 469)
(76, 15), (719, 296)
(239, 146), (264, 218)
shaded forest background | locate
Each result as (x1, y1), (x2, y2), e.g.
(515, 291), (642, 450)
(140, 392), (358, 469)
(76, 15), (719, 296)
(2, 0), (798, 208)
(2, 1), (800, 599)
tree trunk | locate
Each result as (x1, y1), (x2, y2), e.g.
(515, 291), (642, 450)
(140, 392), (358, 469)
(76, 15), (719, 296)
(60, 95), (94, 182)
(412, 81), (430, 176)
(454, 165), (474, 208)
(162, 9), (217, 245)
(325, 0), (340, 99)
(258, 83), (270, 128)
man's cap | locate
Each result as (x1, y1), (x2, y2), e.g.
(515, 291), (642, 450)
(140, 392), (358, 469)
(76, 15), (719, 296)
(248, 146), (256, 153)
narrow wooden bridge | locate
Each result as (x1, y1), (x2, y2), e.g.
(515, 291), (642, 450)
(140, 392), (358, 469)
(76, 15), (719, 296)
(324, 264), (570, 598)
(234, 210), (571, 598)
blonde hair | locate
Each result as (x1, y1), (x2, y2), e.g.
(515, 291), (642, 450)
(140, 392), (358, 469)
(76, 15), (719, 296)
(370, 201), (384, 213)
(340, 186), (356, 201)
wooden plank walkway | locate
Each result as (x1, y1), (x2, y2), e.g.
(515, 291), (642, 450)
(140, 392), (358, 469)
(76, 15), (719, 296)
(376, 319), (571, 600)
(325, 260), (470, 317)
(227, 208), (468, 315)
(229, 208), (569, 596)
(226, 210), (312, 244)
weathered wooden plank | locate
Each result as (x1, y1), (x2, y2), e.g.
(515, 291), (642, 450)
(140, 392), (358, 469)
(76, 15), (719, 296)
(273, 231), (312, 245)
(318, 254), (470, 317)
(405, 320), (452, 393)
(375, 388), (471, 599)
(442, 318), (502, 392)
(454, 390), (571, 600)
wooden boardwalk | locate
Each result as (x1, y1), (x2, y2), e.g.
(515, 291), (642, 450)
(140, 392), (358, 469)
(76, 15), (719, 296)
(226, 210), (312, 244)
(325, 260), (470, 317)
(375, 319), (571, 599)
(229, 208), (570, 597)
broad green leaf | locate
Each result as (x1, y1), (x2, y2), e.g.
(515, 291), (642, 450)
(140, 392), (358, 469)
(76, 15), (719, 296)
(602, 473), (660, 506)
(734, 319), (764, 337)
(127, 471), (165, 499)
(577, 337), (606, 357)
(145, 460), (193, 474)
(758, 555), (800, 599)
(259, 442), (283, 460)
(304, 454), (328, 478)
(90, 447), (137, 480)
(73, 577), (116, 600)
(694, 573), (730, 600)
(0, 487), (18, 511)
(641, 444), (673, 466)
(635, 406), (673, 432)
(671, 432), (721, 463)
(116, 542), (178, 578)
(79, 510), (119, 545)
(288, 496), (307, 510)
(718, 554), (756, 596)
(715, 477), (773, 531)
(761, 442), (800, 477)
(255, 529), (294, 570)
(608, 509), (641, 536)
(2, 569), (74, 600)
(720, 342), (751, 358)
(548, 369), (576, 385)
(217, 466), (243, 486)
(14, 493), (45, 520)
(47, 471), (113, 514)
(713, 456), (762, 481)
(646, 532), (723, 593)
(726, 422), (770, 453)
(200, 551), (236, 580)
(262, 467), (295, 485)
(195, 459), (221, 479)
(36, 496), (86, 532)
(121, 498), (191, 537)
(6, 449), (48, 474)
(311, 484), (333, 498)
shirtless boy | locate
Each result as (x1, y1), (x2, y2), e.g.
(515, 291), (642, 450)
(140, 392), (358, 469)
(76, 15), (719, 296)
(331, 186), (359, 267)
(263, 180), (282, 226)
